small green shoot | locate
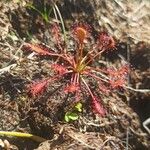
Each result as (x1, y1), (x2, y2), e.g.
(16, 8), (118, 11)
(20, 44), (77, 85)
(64, 102), (83, 122)
(26, 3), (53, 23)
(64, 112), (79, 122)
(74, 102), (82, 112)
(0, 131), (46, 143)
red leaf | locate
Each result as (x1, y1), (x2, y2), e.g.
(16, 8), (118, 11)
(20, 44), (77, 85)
(92, 96), (106, 116)
(51, 23), (62, 44)
(98, 82), (110, 95)
(24, 43), (51, 55)
(64, 84), (79, 93)
(107, 65), (129, 88)
(97, 32), (115, 49)
(110, 78), (125, 89)
(51, 64), (67, 75)
(29, 79), (48, 96)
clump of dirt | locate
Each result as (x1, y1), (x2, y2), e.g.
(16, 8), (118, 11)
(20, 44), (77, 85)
(60, 0), (150, 44)
(130, 42), (150, 123)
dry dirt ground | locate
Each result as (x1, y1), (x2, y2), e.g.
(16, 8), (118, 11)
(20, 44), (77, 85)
(0, 0), (150, 150)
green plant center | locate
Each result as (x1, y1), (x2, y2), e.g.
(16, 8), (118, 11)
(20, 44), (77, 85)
(74, 62), (86, 73)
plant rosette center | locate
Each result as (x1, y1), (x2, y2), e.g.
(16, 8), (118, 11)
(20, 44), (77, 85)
(74, 62), (86, 73)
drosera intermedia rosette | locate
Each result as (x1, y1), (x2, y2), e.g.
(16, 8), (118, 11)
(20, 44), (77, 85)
(23, 22), (129, 116)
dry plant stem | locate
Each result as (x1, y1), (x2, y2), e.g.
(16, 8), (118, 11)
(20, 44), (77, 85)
(123, 86), (150, 93)
(85, 48), (106, 66)
(143, 118), (150, 135)
(85, 71), (108, 83)
(52, 4), (58, 20)
(0, 64), (17, 75)
(48, 52), (74, 66)
(66, 132), (96, 149)
(81, 77), (95, 99)
(90, 70), (109, 80)
(126, 128), (129, 150)
(129, 127), (147, 137)
(73, 73), (78, 84)
(0, 42), (24, 63)
(81, 116), (116, 127)
(100, 138), (118, 150)
(80, 47), (106, 68)
(89, 66), (108, 74)
(78, 43), (84, 62)
(0, 131), (46, 143)
(7, 42), (24, 65)
(53, 2), (67, 49)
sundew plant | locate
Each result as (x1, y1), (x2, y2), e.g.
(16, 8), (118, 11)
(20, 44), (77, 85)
(24, 22), (129, 116)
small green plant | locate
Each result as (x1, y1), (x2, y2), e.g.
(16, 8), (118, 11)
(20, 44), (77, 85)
(74, 102), (82, 112)
(65, 112), (79, 122)
(23, 22), (129, 116)
(64, 102), (82, 122)
(26, 3), (53, 23)
(26, 1), (67, 43)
